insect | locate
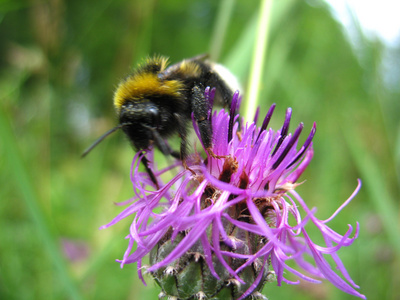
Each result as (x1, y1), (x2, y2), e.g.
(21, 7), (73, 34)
(82, 55), (239, 186)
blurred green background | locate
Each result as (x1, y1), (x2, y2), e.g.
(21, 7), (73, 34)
(1, 0), (399, 299)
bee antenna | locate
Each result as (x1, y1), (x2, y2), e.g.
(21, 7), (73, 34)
(81, 123), (130, 158)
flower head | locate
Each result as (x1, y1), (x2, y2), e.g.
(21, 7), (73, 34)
(101, 88), (365, 299)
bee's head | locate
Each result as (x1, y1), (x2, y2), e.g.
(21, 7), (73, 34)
(81, 100), (164, 160)
(119, 101), (161, 151)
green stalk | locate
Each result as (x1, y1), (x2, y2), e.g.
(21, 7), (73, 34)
(210, 0), (236, 61)
(244, 0), (273, 122)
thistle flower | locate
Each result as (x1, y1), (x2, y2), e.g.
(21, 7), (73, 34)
(101, 88), (365, 299)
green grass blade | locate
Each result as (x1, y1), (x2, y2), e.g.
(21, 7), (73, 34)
(0, 107), (83, 300)
(344, 126), (400, 256)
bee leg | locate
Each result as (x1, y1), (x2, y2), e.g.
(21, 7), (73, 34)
(191, 85), (212, 146)
(172, 112), (196, 176)
(141, 153), (159, 189)
(182, 159), (196, 176)
(207, 71), (242, 131)
(159, 140), (196, 175)
(206, 147), (226, 159)
(152, 129), (172, 157)
(191, 85), (227, 160)
(170, 151), (181, 159)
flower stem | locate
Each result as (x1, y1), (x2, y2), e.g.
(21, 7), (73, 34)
(244, 0), (273, 123)
(210, 0), (236, 61)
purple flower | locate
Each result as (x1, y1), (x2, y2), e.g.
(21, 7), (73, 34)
(101, 88), (365, 299)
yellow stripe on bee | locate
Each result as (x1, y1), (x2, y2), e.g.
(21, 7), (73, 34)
(179, 60), (202, 77)
(113, 72), (184, 111)
(146, 56), (169, 71)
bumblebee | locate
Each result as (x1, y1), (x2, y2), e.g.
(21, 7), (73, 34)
(83, 55), (239, 186)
